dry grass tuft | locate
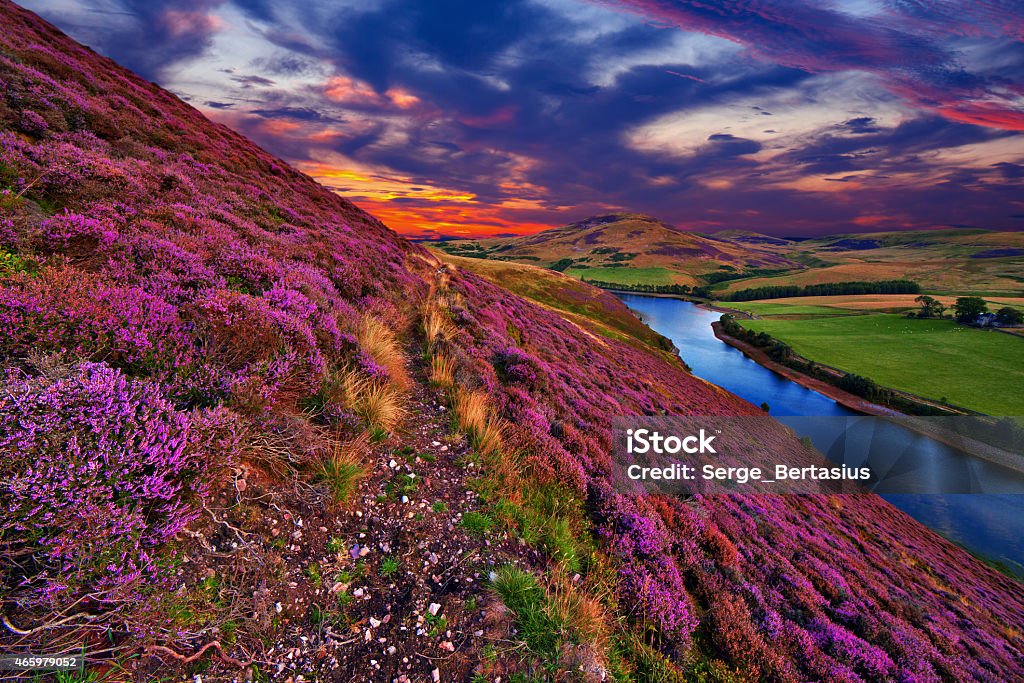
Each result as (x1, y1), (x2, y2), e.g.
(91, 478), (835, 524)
(324, 370), (407, 434)
(429, 353), (456, 388)
(422, 307), (456, 349)
(454, 388), (504, 455)
(348, 374), (406, 433)
(546, 566), (609, 650)
(358, 316), (411, 389)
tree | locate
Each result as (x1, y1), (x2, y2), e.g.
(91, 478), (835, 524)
(953, 296), (988, 323)
(995, 306), (1023, 326)
(914, 295), (945, 318)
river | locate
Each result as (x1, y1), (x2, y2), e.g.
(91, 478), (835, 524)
(619, 293), (1024, 578)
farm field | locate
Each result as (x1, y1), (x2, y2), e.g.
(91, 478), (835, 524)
(725, 294), (1024, 316)
(563, 265), (677, 285)
(739, 313), (1024, 416)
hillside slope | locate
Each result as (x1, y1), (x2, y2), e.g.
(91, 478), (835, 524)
(1, 3), (1023, 681)
(712, 228), (1024, 296)
(443, 218), (1023, 297)
(440, 213), (801, 288)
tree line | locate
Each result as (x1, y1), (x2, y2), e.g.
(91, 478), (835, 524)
(579, 279), (694, 295)
(722, 279), (920, 302)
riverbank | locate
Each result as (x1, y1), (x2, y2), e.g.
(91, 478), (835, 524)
(618, 293), (1024, 574)
(711, 321), (1024, 475)
(710, 321), (900, 417)
(598, 288), (755, 318)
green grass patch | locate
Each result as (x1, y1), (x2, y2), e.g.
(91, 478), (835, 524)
(566, 266), (676, 286)
(722, 301), (859, 317)
(385, 471), (419, 500)
(379, 556), (400, 577)
(492, 566), (562, 659)
(741, 313), (1024, 415)
(459, 511), (493, 536)
(317, 454), (367, 505)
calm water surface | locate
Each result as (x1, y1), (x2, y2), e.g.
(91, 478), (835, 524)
(619, 293), (1024, 577)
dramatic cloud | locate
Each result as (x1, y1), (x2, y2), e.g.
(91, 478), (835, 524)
(601, 0), (1024, 130)
(18, 0), (1024, 236)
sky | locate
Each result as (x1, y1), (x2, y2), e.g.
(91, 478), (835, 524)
(19, 0), (1024, 238)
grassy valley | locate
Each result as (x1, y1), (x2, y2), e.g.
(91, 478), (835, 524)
(711, 228), (1024, 298)
(440, 217), (1024, 298)
(444, 214), (1023, 418)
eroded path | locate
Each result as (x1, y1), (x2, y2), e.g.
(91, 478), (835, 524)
(155, 367), (526, 682)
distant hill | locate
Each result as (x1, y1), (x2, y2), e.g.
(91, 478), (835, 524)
(441, 218), (1024, 296)
(713, 228), (1024, 296)
(438, 213), (802, 288)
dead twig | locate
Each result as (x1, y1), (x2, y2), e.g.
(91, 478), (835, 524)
(2, 611), (100, 636)
(144, 641), (250, 668)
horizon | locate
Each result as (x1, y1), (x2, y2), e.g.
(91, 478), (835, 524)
(19, 0), (1024, 238)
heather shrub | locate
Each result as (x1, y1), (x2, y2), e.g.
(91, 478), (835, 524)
(0, 267), (192, 378)
(492, 345), (544, 389)
(37, 210), (117, 255)
(17, 109), (48, 136)
(0, 361), (238, 620)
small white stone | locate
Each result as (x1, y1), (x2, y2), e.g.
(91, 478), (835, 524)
(275, 602), (283, 614)
(432, 668), (440, 683)
(369, 617), (382, 628)
(428, 602), (441, 616)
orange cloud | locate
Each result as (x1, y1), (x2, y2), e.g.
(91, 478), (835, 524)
(386, 87), (421, 109)
(324, 76), (423, 110)
(936, 103), (1024, 131)
(324, 76), (380, 104)
(160, 10), (224, 38)
(259, 118), (302, 136)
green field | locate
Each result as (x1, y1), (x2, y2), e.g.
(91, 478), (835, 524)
(725, 301), (861, 317)
(564, 266), (676, 286)
(740, 314), (1024, 416)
